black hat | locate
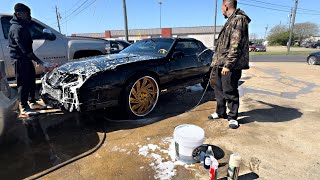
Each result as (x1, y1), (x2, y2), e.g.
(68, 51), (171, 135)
(14, 3), (31, 13)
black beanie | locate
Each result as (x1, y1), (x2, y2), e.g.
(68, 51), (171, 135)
(14, 3), (31, 13)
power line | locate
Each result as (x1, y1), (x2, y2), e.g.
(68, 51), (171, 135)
(62, 0), (91, 23)
(60, 0), (97, 25)
(238, 2), (320, 16)
(50, 0), (96, 26)
(66, 0), (84, 14)
(243, 0), (320, 13)
(238, 2), (291, 13)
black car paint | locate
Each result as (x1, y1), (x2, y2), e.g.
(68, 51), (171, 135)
(307, 52), (320, 65)
(42, 38), (213, 112)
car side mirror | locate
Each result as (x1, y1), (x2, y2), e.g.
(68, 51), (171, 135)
(172, 51), (184, 59)
(111, 44), (119, 51)
(43, 28), (56, 41)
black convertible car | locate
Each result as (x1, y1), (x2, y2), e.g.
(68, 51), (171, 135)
(307, 52), (320, 65)
(41, 38), (213, 117)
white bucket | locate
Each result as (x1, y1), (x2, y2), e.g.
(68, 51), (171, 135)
(173, 124), (205, 164)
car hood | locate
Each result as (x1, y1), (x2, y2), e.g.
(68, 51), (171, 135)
(66, 36), (107, 43)
(310, 52), (320, 56)
(56, 53), (162, 77)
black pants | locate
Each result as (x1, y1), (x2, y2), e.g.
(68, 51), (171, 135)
(214, 67), (242, 120)
(15, 59), (36, 107)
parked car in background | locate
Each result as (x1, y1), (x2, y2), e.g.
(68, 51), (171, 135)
(105, 39), (131, 54)
(300, 41), (313, 47)
(305, 42), (316, 48)
(307, 52), (320, 65)
(0, 13), (108, 78)
(41, 38), (214, 118)
(0, 60), (18, 138)
(311, 42), (320, 49)
(249, 43), (266, 52)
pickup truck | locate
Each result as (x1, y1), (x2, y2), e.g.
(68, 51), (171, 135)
(0, 13), (108, 78)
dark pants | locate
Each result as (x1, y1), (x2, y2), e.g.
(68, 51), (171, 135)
(15, 59), (36, 107)
(214, 67), (242, 120)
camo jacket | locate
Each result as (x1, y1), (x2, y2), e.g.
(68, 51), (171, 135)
(211, 9), (251, 70)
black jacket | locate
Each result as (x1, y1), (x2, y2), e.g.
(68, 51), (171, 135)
(8, 14), (33, 60)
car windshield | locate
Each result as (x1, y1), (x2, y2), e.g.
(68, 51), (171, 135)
(120, 38), (174, 56)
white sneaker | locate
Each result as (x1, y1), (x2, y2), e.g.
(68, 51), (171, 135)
(29, 101), (47, 110)
(208, 112), (228, 120)
(228, 120), (239, 129)
(20, 104), (39, 116)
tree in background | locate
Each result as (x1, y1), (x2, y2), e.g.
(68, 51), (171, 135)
(268, 25), (288, 36)
(267, 25), (289, 45)
(268, 31), (294, 46)
(267, 24), (297, 46)
(250, 33), (258, 41)
(294, 22), (319, 42)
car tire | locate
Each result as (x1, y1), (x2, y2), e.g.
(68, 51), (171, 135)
(121, 75), (159, 118)
(308, 56), (317, 65)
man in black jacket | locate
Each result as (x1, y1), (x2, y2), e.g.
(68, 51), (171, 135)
(9, 3), (46, 116)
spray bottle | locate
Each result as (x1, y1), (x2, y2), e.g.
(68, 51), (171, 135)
(204, 146), (214, 169)
(227, 153), (242, 180)
(209, 156), (219, 180)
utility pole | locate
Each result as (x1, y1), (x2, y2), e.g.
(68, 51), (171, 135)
(288, 8), (293, 30)
(287, 0), (298, 53)
(122, 0), (129, 41)
(55, 5), (61, 33)
(213, 0), (218, 49)
(264, 25), (268, 41)
(159, 0), (162, 29)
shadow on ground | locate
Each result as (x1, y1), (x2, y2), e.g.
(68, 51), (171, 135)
(238, 100), (303, 124)
(219, 172), (259, 180)
(0, 85), (214, 180)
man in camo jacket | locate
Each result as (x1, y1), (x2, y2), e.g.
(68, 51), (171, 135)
(208, 0), (251, 129)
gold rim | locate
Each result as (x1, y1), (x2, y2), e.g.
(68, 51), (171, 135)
(129, 76), (159, 117)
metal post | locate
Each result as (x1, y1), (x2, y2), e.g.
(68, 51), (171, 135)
(159, 0), (162, 29)
(288, 8), (293, 30)
(213, 0), (218, 49)
(264, 25), (268, 41)
(122, 0), (129, 41)
(287, 0), (298, 53)
(55, 6), (61, 33)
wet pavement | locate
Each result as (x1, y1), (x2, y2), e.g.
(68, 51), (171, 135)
(1, 62), (320, 180)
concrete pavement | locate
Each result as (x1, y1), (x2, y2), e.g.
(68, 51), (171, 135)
(0, 62), (319, 180)
(250, 54), (309, 62)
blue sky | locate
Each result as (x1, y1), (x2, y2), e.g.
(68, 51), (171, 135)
(1, 0), (320, 38)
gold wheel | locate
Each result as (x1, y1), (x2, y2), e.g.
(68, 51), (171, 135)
(129, 76), (159, 117)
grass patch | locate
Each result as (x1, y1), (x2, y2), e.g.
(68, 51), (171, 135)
(250, 51), (318, 55)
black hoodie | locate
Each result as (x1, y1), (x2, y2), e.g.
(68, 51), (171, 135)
(8, 14), (33, 61)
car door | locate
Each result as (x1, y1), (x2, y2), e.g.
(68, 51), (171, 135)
(168, 40), (203, 82)
(197, 41), (213, 75)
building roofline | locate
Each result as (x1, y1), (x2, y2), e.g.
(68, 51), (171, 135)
(105, 25), (223, 32)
